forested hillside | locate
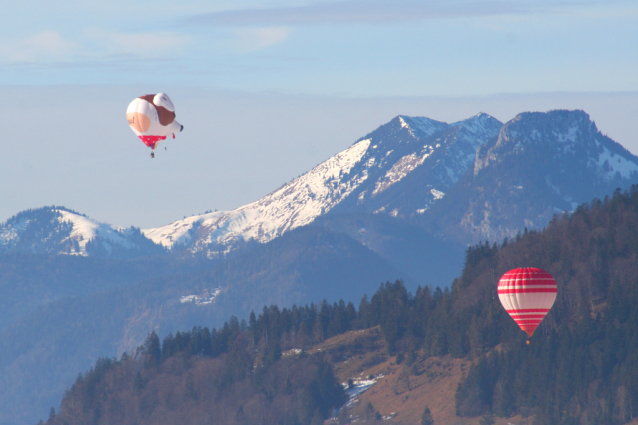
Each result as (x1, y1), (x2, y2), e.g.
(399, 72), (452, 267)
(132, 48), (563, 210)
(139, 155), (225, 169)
(453, 186), (638, 425)
(42, 303), (359, 425)
(40, 186), (638, 425)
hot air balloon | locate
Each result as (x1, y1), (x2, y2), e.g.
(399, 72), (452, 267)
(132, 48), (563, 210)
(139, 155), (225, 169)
(498, 267), (557, 343)
(126, 93), (183, 158)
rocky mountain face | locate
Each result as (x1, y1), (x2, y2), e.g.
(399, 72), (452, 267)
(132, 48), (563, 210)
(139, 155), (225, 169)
(143, 113), (502, 255)
(329, 113), (503, 217)
(420, 110), (638, 244)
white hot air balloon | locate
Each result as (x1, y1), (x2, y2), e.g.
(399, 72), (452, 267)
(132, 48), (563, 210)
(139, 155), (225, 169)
(127, 93), (183, 158)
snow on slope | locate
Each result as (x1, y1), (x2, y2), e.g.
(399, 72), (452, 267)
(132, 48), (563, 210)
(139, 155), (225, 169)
(372, 151), (430, 195)
(142, 211), (227, 248)
(143, 113), (503, 253)
(595, 141), (638, 180)
(341, 112), (502, 217)
(144, 139), (371, 250)
(56, 210), (133, 255)
(0, 207), (134, 256)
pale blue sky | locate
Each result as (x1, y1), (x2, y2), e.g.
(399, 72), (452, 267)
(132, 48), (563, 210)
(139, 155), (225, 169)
(1, 1), (637, 228)
(2, 0), (637, 94)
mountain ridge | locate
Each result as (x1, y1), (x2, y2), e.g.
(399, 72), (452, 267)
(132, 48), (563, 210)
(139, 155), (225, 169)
(2, 109), (637, 258)
(142, 112), (503, 255)
(420, 109), (638, 244)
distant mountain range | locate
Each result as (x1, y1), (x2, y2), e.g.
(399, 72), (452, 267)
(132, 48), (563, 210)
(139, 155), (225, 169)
(4, 110), (634, 258)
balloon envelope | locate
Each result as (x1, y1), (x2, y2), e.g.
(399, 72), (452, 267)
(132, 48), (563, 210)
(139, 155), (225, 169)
(498, 268), (557, 337)
(126, 93), (182, 151)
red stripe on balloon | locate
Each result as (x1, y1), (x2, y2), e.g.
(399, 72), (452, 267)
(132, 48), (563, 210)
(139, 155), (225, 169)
(498, 288), (557, 294)
(499, 278), (555, 283)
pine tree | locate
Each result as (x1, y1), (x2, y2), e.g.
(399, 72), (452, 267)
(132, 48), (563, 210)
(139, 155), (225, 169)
(421, 406), (434, 425)
(235, 406), (246, 423)
(249, 311), (257, 344)
(46, 407), (56, 424)
(141, 331), (161, 368)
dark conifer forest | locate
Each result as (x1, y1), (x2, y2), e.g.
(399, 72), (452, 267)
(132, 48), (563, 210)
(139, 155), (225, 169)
(41, 186), (638, 425)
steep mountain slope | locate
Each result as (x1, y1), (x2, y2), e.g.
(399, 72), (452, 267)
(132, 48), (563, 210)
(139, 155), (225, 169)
(144, 138), (371, 253)
(143, 114), (502, 255)
(329, 113), (502, 217)
(421, 110), (638, 244)
(0, 207), (166, 257)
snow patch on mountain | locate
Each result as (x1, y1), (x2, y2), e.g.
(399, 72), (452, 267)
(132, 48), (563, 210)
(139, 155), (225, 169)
(399, 116), (448, 138)
(142, 211), (226, 248)
(431, 188), (445, 199)
(57, 210), (132, 254)
(595, 143), (638, 181)
(372, 151), (431, 195)
(145, 138), (371, 251)
(0, 207), (141, 256)
(180, 287), (222, 306)
(0, 220), (27, 244)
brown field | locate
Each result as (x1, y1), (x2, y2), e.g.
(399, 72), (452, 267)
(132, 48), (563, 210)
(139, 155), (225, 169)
(309, 327), (535, 425)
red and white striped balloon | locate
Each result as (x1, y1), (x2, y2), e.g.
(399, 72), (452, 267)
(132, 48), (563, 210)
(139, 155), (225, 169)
(498, 268), (557, 338)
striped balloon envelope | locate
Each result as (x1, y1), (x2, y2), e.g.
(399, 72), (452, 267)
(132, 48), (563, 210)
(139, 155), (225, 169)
(498, 268), (557, 338)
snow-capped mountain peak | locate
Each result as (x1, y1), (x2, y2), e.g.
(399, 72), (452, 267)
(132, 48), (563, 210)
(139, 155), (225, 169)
(3, 110), (635, 259)
(143, 113), (503, 254)
(397, 115), (448, 139)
